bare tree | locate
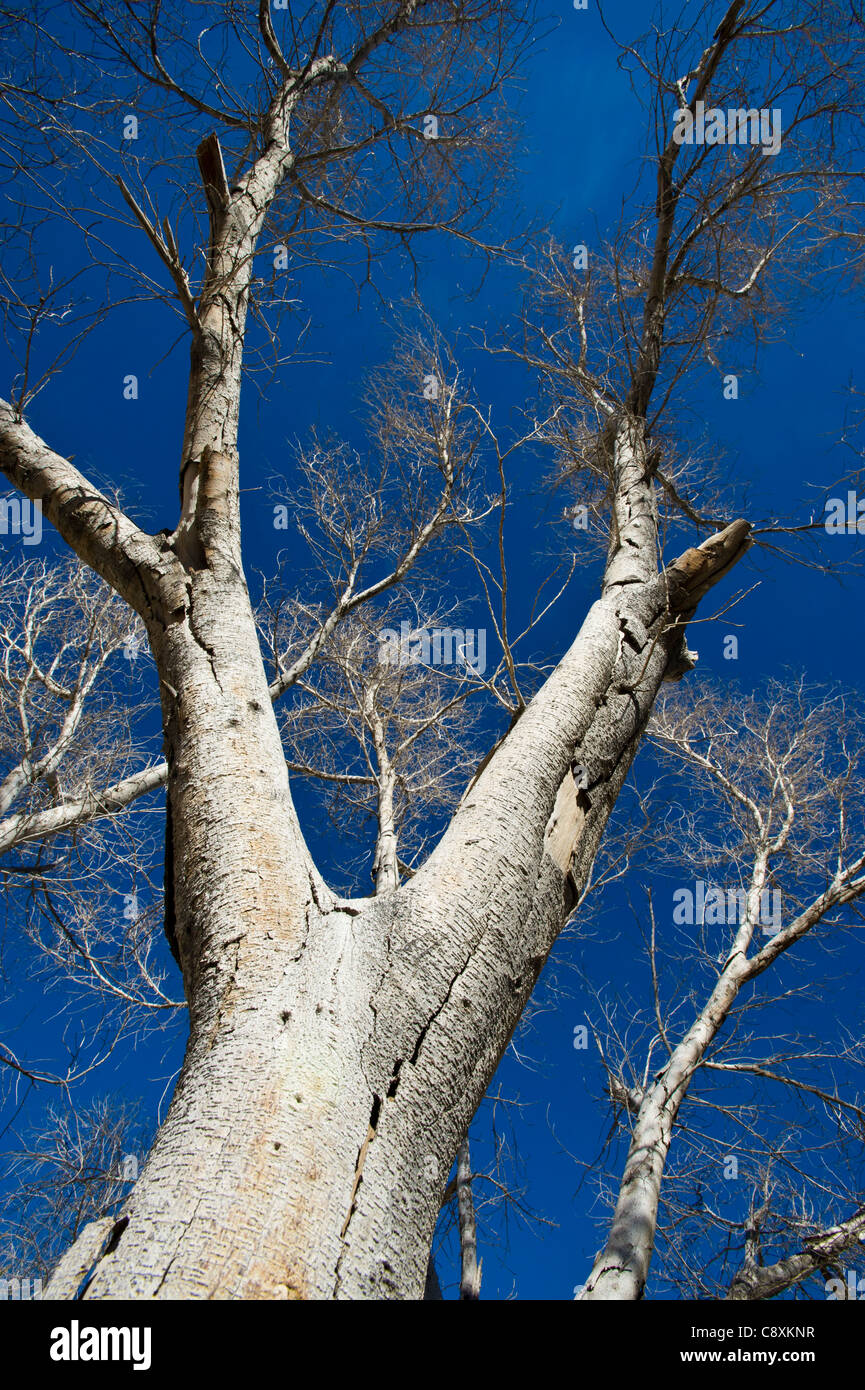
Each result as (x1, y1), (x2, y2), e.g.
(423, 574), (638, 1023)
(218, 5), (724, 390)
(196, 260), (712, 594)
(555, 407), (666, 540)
(275, 597), (484, 890)
(0, 0), (860, 1301)
(727, 1203), (865, 1301)
(0, 1096), (149, 1288)
(0, 555), (181, 1092)
(455, 1136), (482, 1299)
(511, 0), (865, 558)
(0, 556), (152, 853)
(578, 679), (865, 1300)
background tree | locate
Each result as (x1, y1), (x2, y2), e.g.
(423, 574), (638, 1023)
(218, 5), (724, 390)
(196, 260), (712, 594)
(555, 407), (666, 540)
(0, 555), (178, 1092)
(577, 680), (865, 1301)
(0, 1096), (149, 1289)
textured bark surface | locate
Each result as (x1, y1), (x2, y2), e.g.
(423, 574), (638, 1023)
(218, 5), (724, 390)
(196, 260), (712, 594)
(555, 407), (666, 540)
(23, 391), (750, 1300)
(58, 530), (742, 1297)
(726, 1207), (865, 1300)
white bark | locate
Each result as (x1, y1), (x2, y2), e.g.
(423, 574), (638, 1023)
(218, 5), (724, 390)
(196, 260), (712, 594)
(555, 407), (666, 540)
(456, 1138), (481, 1300)
(6, 392), (745, 1298)
(0, 764), (167, 857)
(579, 788), (865, 1301)
(726, 1208), (865, 1301)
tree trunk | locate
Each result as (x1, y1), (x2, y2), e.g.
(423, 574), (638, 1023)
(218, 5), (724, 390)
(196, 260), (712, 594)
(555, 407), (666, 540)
(579, 856), (773, 1299)
(456, 1138), (481, 1299)
(38, 446), (749, 1301)
(47, 595), (667, 1297)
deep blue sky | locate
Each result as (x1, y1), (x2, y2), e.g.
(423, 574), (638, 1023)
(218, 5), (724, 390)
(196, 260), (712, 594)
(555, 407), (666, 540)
(1, 1), (863, 1299)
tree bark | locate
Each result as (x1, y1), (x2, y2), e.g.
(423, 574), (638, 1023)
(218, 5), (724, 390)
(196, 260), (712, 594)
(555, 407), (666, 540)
(38, 479), (749, 1298)
(726, 1208), (865, 1301)
(456, 1138), (481, 1300)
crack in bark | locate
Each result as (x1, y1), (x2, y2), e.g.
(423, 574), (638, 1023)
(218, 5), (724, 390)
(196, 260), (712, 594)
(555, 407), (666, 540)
(386, 1059), (403, 1099)
(408, 957), (469, 1068)
(75, 1216), (128, 1300)
(334, 1034), (408, 1293)
(184, 579), (224, 695)
(145, 1186), (211, 1301)
(334, 1092), (383, 1295)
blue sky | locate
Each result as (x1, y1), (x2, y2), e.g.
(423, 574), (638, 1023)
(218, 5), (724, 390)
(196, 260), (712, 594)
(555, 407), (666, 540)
(1, 1), (864, 1299)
